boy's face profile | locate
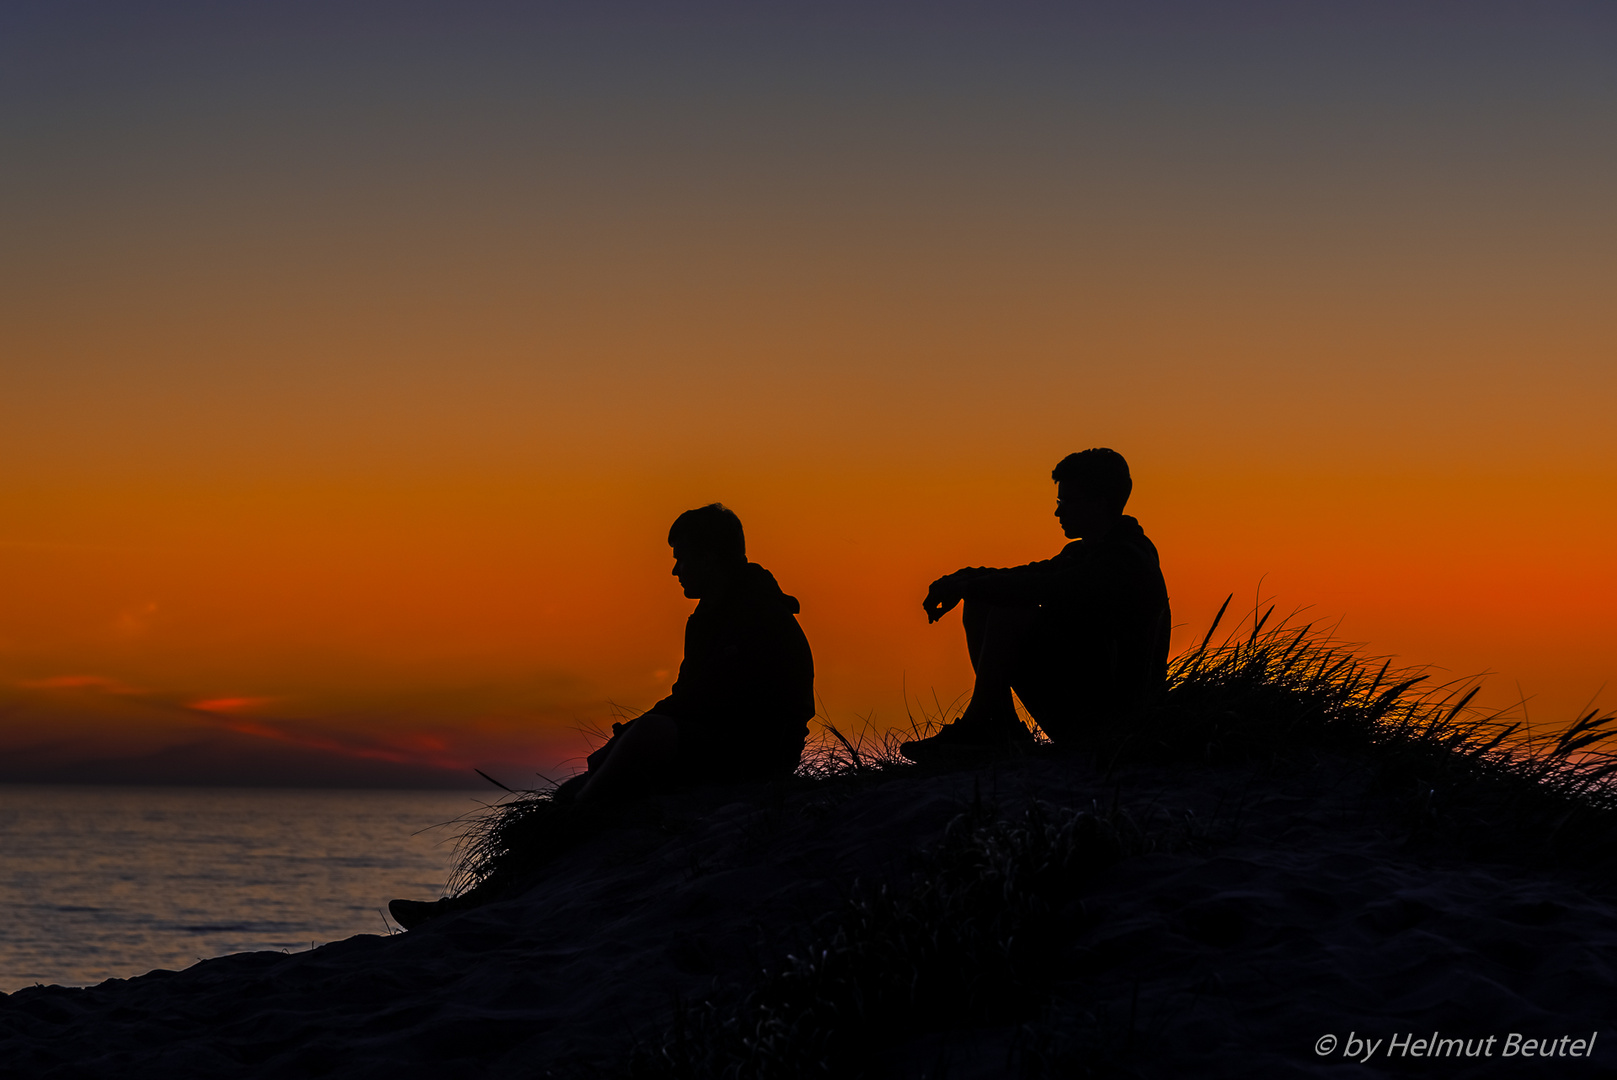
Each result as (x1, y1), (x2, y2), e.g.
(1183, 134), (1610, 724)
(672, 546), (728, 599)
(1054, 482), (1116, 540)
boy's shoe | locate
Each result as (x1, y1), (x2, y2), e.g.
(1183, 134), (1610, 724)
(899, 713), (1035, 763)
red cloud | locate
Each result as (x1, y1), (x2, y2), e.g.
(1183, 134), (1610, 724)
(188, 697), (274, 713)
(218, 719), (470, 772)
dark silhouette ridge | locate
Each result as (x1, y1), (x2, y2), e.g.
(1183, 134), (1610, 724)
(390, 502), (814, 928)
(905, 448), (1170, 761)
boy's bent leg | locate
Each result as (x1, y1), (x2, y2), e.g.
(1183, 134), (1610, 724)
(576, 712), (680, 805)
(901, 602), (1037, 761)
(959, 601), (1037, 727)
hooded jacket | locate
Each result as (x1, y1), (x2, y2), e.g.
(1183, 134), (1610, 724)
(648, 562), (815, 777)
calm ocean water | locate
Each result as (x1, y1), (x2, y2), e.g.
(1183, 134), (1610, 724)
(0, 785), (484, 993)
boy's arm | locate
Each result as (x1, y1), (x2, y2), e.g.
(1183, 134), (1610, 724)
(922, 566), (992, 622)
(926, 553), (1072, 618)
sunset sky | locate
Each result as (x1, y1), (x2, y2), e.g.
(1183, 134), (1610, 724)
(2, 1), (1613, 786)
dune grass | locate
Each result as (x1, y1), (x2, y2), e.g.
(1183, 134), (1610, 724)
(1126, 598), (1617, 864)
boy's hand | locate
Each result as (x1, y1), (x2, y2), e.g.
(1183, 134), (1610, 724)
(923, 575), (963, 623)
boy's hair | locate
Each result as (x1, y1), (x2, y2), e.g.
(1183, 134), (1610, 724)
(1051, 448), (1133, 513)
(668, 503), (747, 563)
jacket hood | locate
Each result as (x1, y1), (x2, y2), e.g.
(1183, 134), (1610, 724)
(742, 562), (801, 614)
(700, 561), (800, 616)
(1112, 515), (1144, 541)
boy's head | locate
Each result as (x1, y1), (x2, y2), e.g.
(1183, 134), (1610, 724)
(668, 503), (746, 598)
(1051, 448), (1132, 540)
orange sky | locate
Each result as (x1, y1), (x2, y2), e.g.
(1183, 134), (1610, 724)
(1, 3), (1613, 784)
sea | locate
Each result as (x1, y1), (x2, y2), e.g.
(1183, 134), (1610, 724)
(0, 785), (485, 993)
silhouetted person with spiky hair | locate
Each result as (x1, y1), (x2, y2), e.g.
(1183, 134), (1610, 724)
(902, 449), (1169, 761)
(390, 504), (814, 929)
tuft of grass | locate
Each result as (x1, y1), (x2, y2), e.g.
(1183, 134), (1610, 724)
(793, 683), (978, 782)
(444, 776), (586, 898)
(1125, 596), (1617, 863)
(793, 719), (917, 781)
(630, 799), (1157, 1079)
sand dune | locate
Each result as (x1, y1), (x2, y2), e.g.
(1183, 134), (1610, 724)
(2, 751), (1613, 1077)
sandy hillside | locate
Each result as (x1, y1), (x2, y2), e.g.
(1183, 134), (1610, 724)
(2, 751), (1614, 1078)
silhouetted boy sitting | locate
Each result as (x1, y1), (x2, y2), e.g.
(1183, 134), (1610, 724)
(572, 502), (816, 804)
(901, 448), (1169, 761)
(390, 503), (813, 929)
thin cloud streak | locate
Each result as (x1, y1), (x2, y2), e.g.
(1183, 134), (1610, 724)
(5, 674), (503, 783)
